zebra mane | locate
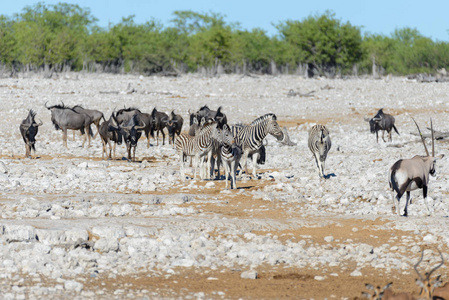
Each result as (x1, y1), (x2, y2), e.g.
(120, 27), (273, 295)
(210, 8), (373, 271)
(250, 113), (277, 125)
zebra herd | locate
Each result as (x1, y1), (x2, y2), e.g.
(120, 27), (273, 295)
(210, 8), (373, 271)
(175, 112), (285, 189)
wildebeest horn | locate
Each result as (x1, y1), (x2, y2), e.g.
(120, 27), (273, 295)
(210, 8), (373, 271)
(44, 101), (50, 109)
(363, 116), (371, 122)
(36, 119), (43, 127)
(412, 117), (430, 156)
(135, 121), (146, 130)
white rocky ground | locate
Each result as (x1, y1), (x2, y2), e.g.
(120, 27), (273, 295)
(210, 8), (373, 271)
(0, 73), (448, 298)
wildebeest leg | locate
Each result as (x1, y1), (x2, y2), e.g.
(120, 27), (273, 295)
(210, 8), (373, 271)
(25, 144), (31, 158)
(382, 130), (386, 142)
(94, 122), (101, 139)
(156, 130), (160, 146)
(63, 129), (68, 149)
(133, 146), (136, 162)
(161, 128), (165, 145)
(375, 131), (379, 143)
(86, 125), (91, 147)
(101, 139), (106, 160)
(112, 143), (116, 160)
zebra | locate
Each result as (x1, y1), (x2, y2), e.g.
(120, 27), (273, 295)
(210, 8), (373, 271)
(234, 113), (283, 178)
(175, 121), (222, 180)
(221, 124), (243, 189)
(308, 124), (332, 178)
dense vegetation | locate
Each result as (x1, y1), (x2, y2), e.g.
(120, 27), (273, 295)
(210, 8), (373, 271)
(1, 3), (448, 76)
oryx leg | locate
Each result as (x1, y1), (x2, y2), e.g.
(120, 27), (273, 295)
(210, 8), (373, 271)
(112, 143), (116, 160)
(423, 185), (432, 216)
(403, 191), (411, 217)
(394, 184), (409, 216)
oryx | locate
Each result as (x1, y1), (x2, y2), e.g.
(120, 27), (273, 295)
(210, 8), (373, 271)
(389, 118), (444, 216)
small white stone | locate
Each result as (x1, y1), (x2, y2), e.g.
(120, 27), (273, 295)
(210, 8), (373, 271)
(241, 270), (258, 279)
(314, 276), (326, 281)
(350, 270), (362, 277)
(324, 236), (334, 243)
(205, 182), (215, 188)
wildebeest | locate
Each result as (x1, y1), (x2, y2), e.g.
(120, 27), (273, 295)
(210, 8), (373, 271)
(99, 112), (123, 160)
(19, 109), (42, 158)
(367, 109), (399, 142)
(120, 114), (146, 161)
(151, 108), (169, 146)
(72, 105), (105, 138)
(195, 105), (227, 126)
(389, 118), (444, 216)
(166, 110), (184, 146)
(45, 102), (93, 148)
(116, 107), (153, 148)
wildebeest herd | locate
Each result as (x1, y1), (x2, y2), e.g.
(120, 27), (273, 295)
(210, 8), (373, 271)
(20, 105), (444, 216)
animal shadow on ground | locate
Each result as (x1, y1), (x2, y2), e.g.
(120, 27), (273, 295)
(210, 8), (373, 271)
(324, 173), (336, 179)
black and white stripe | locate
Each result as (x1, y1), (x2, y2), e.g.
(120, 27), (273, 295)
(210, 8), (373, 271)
(221, 124), (242, 189)
(234, 113), (283, 178)
(308, 124), (331, 178)
(175, 121), (221, 180)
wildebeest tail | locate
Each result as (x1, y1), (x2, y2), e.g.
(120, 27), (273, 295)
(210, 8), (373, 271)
(89, 125), (94, 136)
(393, 124), (399, 135)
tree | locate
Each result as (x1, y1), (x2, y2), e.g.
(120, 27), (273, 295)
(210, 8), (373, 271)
(277, 11), (363, 76)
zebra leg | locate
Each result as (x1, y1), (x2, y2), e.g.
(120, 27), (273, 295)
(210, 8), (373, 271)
(224, 161), (230, 189)
(179, 151), (186, 180)
(239, 151), (249, 177)
(313, 153), (322, 177)
(252, 152), (259, 178)
(210, 155), (216, 180)
(231, 161), (237, 189)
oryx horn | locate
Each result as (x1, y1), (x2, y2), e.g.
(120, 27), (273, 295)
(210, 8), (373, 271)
(412, 118), (430, 156)
(431, 118), (435, 157)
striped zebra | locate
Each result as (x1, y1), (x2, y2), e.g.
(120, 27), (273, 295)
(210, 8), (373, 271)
(308, 124), (332, 178)
(234, 113), (283, 178)
(221, 124), (242, 189)
(175, 121), (221, 180)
